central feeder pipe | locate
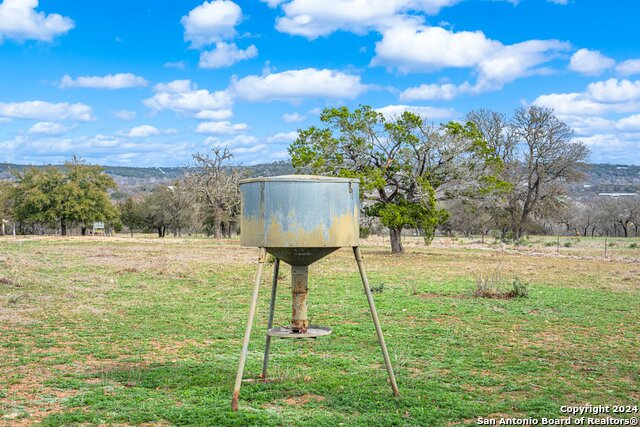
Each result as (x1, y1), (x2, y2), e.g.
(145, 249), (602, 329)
(291, 266), (309, 333)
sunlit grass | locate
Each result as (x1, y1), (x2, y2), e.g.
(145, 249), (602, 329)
(0, 236), (638, 425)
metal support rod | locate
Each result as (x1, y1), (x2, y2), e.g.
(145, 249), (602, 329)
(291, 265), (309, 333)
(232, 247), (267, 411)
(353, 246), (400, 397)
(261, 257), (280, 379)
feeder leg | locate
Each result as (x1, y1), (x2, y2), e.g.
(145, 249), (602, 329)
(261, 257), (280, 379)
(353, 246), (399, 397)
(232, 247), (267, 411)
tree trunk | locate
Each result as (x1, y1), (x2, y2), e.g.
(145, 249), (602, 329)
(389, 227), (404, 254)
(157, 227), (163, 238)
(61, 220), (68, 236)
(81, 227), (87, 236)
(130, 228), (134, 237)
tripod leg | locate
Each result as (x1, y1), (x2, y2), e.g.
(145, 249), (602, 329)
(232, 247), (267, 411)
(353, 246), (399, 396)
(261, 258), (280, 379)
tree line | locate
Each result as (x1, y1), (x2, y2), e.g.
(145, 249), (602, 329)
(0, 105), (638, 253)
(0, 149), (242, 238)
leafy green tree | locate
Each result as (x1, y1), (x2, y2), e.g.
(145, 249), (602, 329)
(119, 197), (143, 237)
(12, 160), (118, 236)
(0, 180), (15, 235)
(289, 105), (503, 253)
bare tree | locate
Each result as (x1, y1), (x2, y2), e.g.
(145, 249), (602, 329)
(468, 106), (589, 239)
(185, 147), (243, 238)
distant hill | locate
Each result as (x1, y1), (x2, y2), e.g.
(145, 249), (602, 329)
(0, 161), (295, 195)
(2, 161), (638, 198)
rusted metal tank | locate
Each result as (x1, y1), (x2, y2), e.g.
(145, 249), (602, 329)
(239, 175), (359, 266)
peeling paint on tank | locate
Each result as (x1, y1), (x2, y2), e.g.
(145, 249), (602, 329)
(239, 176), (359, 249)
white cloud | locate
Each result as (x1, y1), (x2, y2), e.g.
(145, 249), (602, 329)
(373, 25), (499, 72)
(533, 79), (640, 163)
(261, 0), (286, 7)
(373, 23), (568, 95)
(557, 115), (615, 136)
(272, 0), (459, 38)
(267, 131), (299, 143)
(586, 78), (640, 103)
(616, 59), (640, 76)
(0, 101), (93, 121)
(144, 80), (233, 115)
(195, 109), (233, 120)
(181, 0), (242, 48)
(119, 125), (161, 138)
(59, 73), (148, 89)
(230, 68), (367, 101)
(199, 42), (258, 68)
(400, 83), (464, 101)
(282, 112), (306, 122)
(27, 122), (72, 135)
(0, 117), (11, 124)
(0, 0), (74, 43)
(205, 134), (257, 148)
(375, 104), (457, 120)
(569, 49), (615, 76)
(113, 110), (137, 120)
(616, 114), (640, 132)
(164, 61), (186, 69)
(547, 0), (568, 4)
(195, 121), (248, 134)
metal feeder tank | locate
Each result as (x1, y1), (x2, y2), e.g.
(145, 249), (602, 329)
(231, 175), (399, 410)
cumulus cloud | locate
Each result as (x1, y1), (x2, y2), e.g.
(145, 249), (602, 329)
(282, 112), (306, 122)
(143, 80), (233, 115)
(272, 0), (459, 38)
(118, 125), (161, 138)
(59, 73), (148, 89)
(27, 122), (73, 135)
(533, 79), (640, 163)
(616, 114), (640, 132)
(230, 68), (367, 101)
(113, 110), (137, 120)
(375, 104), (457, 120)
(374, 23), (568, 96)
(0, 101), (93, 121)
(195, 109), (233, 120)
(616, 59), (640, 76)
(400, 83), (465, 101)
(267, 131), (299, 143)
(181, 0), (242, 48)
(199, 42), (258, 68)
(569, 49), (615, 76)
(0, 0), (74, 43)
(195, 121), (248, 134)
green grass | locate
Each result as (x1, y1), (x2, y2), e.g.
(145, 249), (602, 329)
(0, 236), (638, 426)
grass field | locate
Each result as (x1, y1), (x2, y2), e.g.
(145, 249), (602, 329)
(0, 236), (638, 426)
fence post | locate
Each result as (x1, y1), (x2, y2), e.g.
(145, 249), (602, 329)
(604, 237), (608, 259)
(556, 236), (560, 254)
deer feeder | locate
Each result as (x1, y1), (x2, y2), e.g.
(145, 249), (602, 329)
(231, 175), (399, 410)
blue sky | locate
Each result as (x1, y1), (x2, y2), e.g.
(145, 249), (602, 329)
(1, 0), (640, 166)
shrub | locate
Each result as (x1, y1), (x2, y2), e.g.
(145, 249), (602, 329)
(563, 242), (572, 248)
(369, 283), (385, 294)
(359, 226), (371, 239)
(472, 264), (529, 299)
(630, 243), (638, 249)
(508, 278), (529, 298)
